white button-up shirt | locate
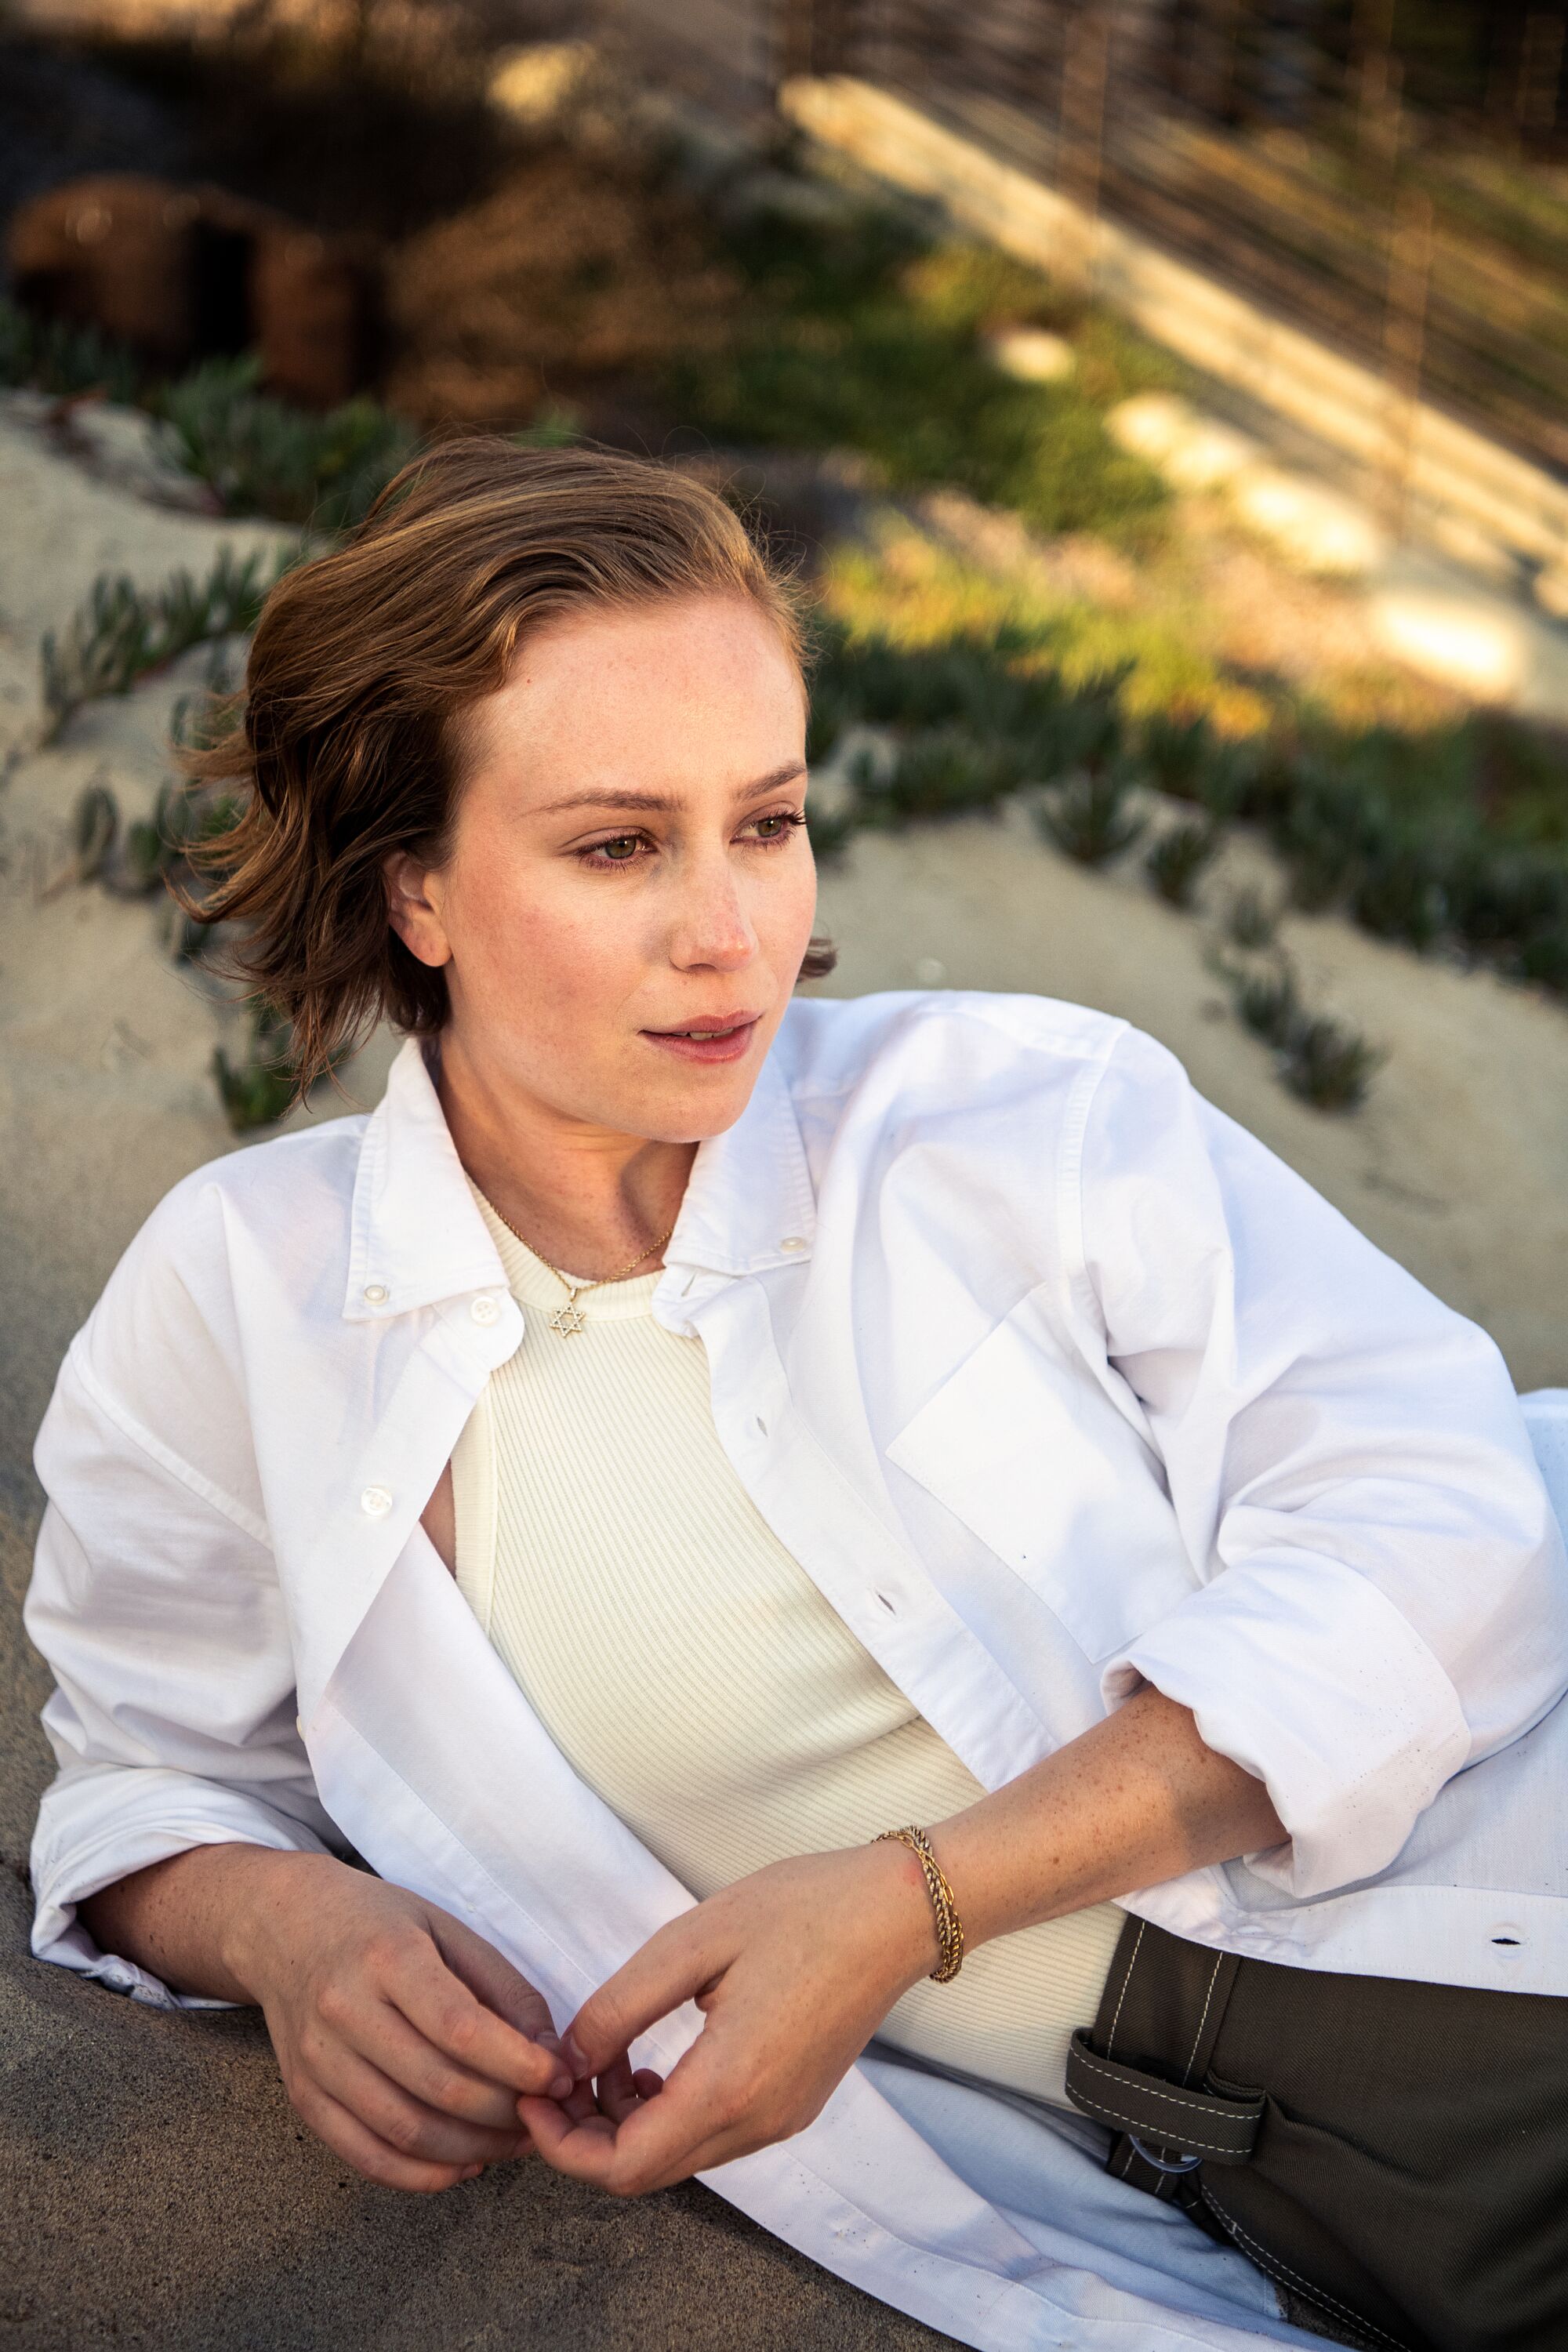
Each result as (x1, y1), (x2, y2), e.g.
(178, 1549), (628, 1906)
(24, 992), (1568, 2352)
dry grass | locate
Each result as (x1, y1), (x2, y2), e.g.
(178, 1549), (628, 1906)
(384, 146), (741, 427)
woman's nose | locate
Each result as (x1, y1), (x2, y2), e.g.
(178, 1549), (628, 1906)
(668, 860), (758, 972)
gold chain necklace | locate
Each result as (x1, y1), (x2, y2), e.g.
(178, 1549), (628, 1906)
(492, 1206), (676, 1338)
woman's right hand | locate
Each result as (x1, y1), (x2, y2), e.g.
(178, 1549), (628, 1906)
(232, 1851), (584, 2192)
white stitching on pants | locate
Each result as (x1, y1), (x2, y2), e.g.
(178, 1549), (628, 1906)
(1184, 1953), (1225, 2085)
(1069, 2100), (1244, 2155)
(1071, 2050), (1258, 2135)
(1200, 2192), (1410, 2351)
(1105, 1919), (1145, 2059)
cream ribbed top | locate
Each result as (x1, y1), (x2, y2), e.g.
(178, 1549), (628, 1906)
(450, 1185), (1125, 2107)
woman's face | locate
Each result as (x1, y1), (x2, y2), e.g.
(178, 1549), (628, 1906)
(387, 593), (818, 1144)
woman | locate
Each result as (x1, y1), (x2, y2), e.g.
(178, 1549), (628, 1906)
(24, 441), (1568, 2352)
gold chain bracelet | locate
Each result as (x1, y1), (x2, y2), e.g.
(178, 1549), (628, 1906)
(873, 1824), (965, 1984)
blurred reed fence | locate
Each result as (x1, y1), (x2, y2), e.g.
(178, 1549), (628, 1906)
(586, 0), (1568, 573)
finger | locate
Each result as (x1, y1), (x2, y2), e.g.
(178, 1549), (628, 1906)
(345, 1998), (533, 2131)
(522, 2031), (743, 2196)
(564, 1915), (719, 2081)
(519, 2090), (618, 2174)
(307, 2038), (534, 2169)
(434, 1915), (559, 2046)
(518, 2085), (737, 2198)
(595, 2051), (654, 2127)
(559, 2074), (603, 2125)
(387, 1935), (573, 2100)
(293, 2079), (489, 2195)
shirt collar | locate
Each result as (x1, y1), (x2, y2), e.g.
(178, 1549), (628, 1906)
(664, 1040), (818, 1281)
(343, 1040), (508, 1321)
(343, 1028), (817, 1322)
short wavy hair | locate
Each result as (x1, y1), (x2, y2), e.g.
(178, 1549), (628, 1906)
(188, 435), (833, 1091)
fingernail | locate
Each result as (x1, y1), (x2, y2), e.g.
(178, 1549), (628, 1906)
(534, 2031), (575, 2098)
(562, 2034), (589, 2078)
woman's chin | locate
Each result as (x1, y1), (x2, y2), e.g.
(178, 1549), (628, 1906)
(619, 1058), (768, 1145)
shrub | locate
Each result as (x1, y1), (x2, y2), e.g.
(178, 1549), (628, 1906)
(1139, 707), (1258, 818)
(1218, 946), (1383, 1110)
(41, 577), (157, 734)
(1349, 842), (1448, 950)
(154, 356), (415, 532)
(1140, 712), (1214, 805)
(212, 998), (352, 1131)
(805, 619), (1078, 779)
(1036, 760), (1147, 866)
(41, 549), (283, 740)
(1145, 815), (1221, 906)
(212, 1002), (303, 1132)
(1272, 790), (1361, 912)
(119, 808), (171, 897)
(863, 727), (1025, 825)
(1445, 850), (1568, 975)
(0, 297), (143, 404)
(71, 782), (119, 884)
(1282, 1015), (1383, 1111)
(1225, 886), (1279, 949)
(1233, 961), (1301, 1048)
(1520, 924), (1568, 993)
(169, 911), (215, 964)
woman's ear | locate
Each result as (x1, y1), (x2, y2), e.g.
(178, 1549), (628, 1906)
(383, 851), (453, 971)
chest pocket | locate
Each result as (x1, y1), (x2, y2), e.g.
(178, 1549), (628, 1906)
(884, 1301), (1200, 1664)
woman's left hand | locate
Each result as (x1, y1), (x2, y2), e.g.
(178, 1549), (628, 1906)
(518, 1842), (939, 2196)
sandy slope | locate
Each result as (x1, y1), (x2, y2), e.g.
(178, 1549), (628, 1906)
(0, 394), (1563, 2348)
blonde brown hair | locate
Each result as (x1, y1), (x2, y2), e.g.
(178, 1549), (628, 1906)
(190, 435), (833, 1088)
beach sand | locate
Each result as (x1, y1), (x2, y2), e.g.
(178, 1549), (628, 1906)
(1, 394), (1563, 2346)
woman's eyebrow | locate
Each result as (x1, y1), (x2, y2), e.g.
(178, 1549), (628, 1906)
(536, 763), (808, 818)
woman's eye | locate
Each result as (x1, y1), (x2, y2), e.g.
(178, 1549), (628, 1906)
(748, 811), (805, 844)
(597, 836), (641, 863)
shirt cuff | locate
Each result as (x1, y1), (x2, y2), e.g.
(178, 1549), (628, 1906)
(1102, 1554), (1474, 1897)
(31, 1802), (335, 2013)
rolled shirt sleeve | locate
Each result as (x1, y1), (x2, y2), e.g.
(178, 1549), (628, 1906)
(25, 1265), (343, 2010)
(1077, 1029), (1568, 1899)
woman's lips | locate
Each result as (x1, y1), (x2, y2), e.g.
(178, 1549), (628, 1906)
(641, 1017), (762, 1065)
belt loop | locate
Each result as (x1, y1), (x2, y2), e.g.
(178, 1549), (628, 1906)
(1065, 2031), (1264, 2165)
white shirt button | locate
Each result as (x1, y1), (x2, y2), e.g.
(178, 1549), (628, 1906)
(360, 1485), (393, 1517)
(470, 1294), (501, 1326)
(779, 1236), (808, 1253)
(362, 1283), (389, 1306)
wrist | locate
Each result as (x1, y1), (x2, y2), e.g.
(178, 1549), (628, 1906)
(218, 1848), (346, 2003)
(862, 1838), (946, 1989)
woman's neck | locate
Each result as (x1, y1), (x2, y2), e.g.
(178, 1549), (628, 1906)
(434, 1040), (697, 1281)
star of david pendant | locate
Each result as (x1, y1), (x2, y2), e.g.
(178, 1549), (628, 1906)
(547, 1301), (588, 1338)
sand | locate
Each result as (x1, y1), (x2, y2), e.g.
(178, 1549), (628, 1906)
(1, 390), (1564, 2347)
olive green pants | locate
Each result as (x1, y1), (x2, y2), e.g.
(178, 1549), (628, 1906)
(1065, 1916), (1568, 2352)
